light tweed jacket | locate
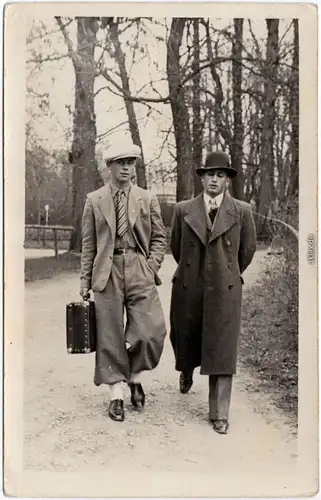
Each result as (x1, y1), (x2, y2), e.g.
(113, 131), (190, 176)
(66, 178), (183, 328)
(80, 183), (167, 291)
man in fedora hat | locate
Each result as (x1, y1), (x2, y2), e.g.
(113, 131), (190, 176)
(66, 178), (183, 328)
(169, 151), (256, 434)
(80, 140), (167, 422)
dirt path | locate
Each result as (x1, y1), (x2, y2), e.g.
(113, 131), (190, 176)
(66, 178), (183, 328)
(25, 248), (66, 259)
(24, 250), (297, 476)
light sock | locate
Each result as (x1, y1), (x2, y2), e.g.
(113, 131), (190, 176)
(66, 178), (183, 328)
(130, 372), (142, 384)
(109, 382), (123, 401)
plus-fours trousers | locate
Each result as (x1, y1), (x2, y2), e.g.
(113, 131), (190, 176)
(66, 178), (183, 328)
(93, 252), (166, 386)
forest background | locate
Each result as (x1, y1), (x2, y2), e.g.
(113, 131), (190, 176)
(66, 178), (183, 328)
(26, 17), (298, 246)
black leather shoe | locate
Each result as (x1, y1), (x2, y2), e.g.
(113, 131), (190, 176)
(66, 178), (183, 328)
(212, 420), (229, 434)
(128, 383), (145, 408)
(108, 399), (125, 422)
(179, 372), (193, 394)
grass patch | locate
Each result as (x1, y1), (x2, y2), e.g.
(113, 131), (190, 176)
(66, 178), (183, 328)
(240, 250), (298, 420)
(25, 252), (81, 282)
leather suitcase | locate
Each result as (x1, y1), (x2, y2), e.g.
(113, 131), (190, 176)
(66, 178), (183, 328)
(66, 300), (97, 354)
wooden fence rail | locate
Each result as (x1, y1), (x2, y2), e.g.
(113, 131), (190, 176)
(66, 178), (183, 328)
(25, 224), (74, 259)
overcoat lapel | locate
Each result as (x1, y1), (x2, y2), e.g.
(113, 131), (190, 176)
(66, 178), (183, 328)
(184, 194), (208, 246)
(98, 184), (116, 238)
(209, 192), (239, 243)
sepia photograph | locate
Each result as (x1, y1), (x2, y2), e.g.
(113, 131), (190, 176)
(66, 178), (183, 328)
(4, 2), (318, 497)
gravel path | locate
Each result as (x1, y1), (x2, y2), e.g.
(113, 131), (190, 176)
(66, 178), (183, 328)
(24, 250), (297, 479)
(25, 248), (66, 259)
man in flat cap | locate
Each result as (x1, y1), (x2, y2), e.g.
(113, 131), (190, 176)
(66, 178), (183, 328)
(80, 140), (167, 422)
(169, 151), (256, 434)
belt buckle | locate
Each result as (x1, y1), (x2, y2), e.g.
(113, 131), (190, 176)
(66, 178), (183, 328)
(114, 248), (125, 255)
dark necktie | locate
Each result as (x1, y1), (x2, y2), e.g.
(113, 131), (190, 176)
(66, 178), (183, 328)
(115, 190), (127, 237)
(208, 199), (218, 224)
(209, 207), (218, 224)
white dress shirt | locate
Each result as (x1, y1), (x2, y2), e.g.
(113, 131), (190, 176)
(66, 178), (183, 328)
(203, 191), (224, 214)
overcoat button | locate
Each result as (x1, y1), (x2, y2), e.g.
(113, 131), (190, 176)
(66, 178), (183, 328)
(228, 263), (232, 268)
(228, 284), (233, 289)
(183, 284), (187, 289)
(226, 240), (231, 246)
(186, 261), (191, 267)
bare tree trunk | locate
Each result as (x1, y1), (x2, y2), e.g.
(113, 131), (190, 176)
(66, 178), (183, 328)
(108, 19), (147, 189)
(275, 95), (289, 203)
(202, 73), (214, 152)
(275, 97), (284, 202)
(167, 18), (193, 201)
(208, 108), (213, 151)
(248, 76), (263, 210)
(244, 81), (262, 208)
(192, 18), (203, 196)
(289, 19), (299, 196)
(56, 17), (100, 251)
(246, 142), (260, 204)
(230, 19), (245, 200)
(257, 19), (279, 237)
(205, 21), (231, 148)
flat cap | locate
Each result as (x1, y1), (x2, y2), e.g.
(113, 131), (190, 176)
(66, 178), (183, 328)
(105, 141), (141, 163)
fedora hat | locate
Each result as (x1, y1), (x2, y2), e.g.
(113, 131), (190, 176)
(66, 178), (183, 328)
(196, 151), (237, 178)
(105, 141), (141, 163)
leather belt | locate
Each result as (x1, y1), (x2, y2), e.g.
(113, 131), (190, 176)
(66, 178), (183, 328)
(113, 247), (138, 255)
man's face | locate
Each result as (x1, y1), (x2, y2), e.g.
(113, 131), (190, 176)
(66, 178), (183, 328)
(108, 157), (136, 186)
(201, 169), (229, 197)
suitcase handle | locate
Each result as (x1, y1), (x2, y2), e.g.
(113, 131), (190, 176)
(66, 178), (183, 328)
(81, 292), (91, 302)
(81, 287), (91, 302)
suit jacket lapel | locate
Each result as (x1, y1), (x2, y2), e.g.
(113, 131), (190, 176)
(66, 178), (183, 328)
(209, 192), (239, 243)
(128, 185), (143, 230)
(97, 184), (116, 238)
(98, 183), (143, 233)
(184, 194), (208, 246)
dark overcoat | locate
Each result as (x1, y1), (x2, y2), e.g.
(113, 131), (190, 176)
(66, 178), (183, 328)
(169, 192), (256, 375)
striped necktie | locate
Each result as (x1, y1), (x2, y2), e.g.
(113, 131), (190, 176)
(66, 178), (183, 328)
(115, 190), (128, 237)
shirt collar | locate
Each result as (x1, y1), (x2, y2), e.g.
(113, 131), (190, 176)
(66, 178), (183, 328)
(203, 191), (224, 210)
(110, 182), (131, 199)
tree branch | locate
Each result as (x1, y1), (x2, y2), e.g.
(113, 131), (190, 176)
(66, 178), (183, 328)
(26, 19), (73, 44)
(55, 16), (79, 70)
(99, 63), (170, 103)
(96, 120), (131, 142)
(27, 53), (70, 64)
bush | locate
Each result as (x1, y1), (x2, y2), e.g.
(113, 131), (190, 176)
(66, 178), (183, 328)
(240, 236), (298, 420)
